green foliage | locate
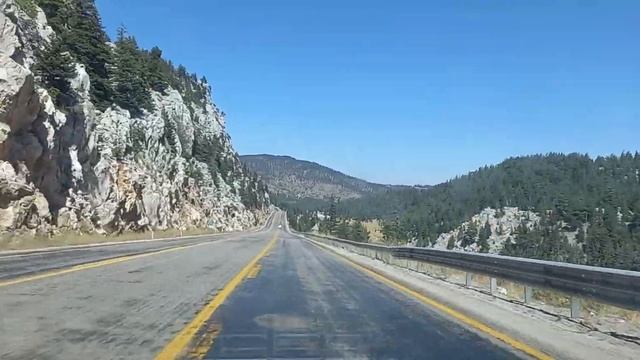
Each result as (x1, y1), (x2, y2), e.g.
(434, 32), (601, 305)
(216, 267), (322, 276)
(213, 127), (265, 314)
(146, 46), (170, 93)
(287, 209), (318, 232)
(192, 134), (234, 180)
(316, 198), (339, 235)
(446, 236), (456, 250)
(128, 122), (146, 155)
(460, 222), (477, 248)
(334, 220), (350, 239)
(381, 217), (407, 245)
(289, 198), (367, 242)
(34, 0), (208, 114)
(477, 222), (491, 253)
(35, 0), (115, 110)
(339, 152), (640, 270)
(349, 221), (369, 242)
(161, 111), (178, 153)
(501, 218), (584, 264)
(112, 27), (154, 116)
(33, 34), (77, 105)
(16, 0), (38, 18)
(238, 170), (269, 209)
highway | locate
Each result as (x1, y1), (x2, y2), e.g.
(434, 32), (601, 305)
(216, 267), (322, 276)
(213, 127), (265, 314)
(200, 230), (517, 359)
(0, 212), (521, 359)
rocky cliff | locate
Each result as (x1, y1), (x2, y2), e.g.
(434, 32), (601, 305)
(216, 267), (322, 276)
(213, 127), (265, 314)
(0, 0), (269, 237)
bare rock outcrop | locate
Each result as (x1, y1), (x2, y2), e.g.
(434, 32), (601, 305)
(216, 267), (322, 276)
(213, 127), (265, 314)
(0, 0), (269, 238)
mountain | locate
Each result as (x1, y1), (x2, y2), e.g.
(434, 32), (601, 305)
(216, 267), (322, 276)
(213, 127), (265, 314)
(0, 0), (269, 236)
(240, 154), (396, 200)
(291, 153), (640, 271)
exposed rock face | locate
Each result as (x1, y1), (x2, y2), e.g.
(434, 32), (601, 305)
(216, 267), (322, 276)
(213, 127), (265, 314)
(0, 0), (269, 236)
(428, 207), (541, 253)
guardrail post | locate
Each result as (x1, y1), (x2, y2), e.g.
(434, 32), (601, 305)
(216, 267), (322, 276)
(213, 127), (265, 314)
(570, 297), (582, 318)
(524, 286), (533, 303)
(465, 273), (472, 287)
(490, 278), (497, 294)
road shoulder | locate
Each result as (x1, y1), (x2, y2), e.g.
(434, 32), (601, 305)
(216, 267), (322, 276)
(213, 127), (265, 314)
(298, 233), (640, 360)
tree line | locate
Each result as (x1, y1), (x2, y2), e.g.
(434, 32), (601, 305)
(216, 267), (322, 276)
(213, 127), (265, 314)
(285, 199), (369, 243)
(290, 153), (640, 270)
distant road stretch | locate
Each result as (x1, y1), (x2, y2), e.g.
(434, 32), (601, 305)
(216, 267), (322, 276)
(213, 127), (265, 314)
(0, 212), (519, 359)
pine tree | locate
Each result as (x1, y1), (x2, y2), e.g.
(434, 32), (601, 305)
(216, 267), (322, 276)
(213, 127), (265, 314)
(34, 34), (77, 105)
(460, 221), (477, 248)
(146, 46), (170, 93)
(112, 27), (154, 116)
(446, 235), (456, 250)
(477, 221), (491, 253)
(349, 221), (369, 242)
(335, 219), (350, 239)
(64, 0), (114, 110)
(327, 198), (338, 234)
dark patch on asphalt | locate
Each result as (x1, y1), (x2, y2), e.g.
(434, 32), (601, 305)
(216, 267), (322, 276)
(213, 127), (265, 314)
(200, 234), (520, 359)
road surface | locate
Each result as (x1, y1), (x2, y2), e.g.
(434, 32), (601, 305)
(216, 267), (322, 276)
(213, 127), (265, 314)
(0, 213), (520, 359)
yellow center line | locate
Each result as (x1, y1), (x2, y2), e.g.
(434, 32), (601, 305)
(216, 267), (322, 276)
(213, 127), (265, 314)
(154, 232), (279, 360)
(0, 241), (218, 288)
(246, 263), (262, 279)
(306, 238), (554, 360)
(188, 322), (222, 359)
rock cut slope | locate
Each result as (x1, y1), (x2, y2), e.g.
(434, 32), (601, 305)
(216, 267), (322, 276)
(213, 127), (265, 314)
(0, 0), (269, 236)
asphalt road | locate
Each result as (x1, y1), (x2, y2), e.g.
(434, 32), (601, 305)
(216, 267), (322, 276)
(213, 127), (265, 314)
(0, 222), (275, 359)
(201, 231), (518, 360)
(0, 213), (520, 359)
(0, 213), (277, 282)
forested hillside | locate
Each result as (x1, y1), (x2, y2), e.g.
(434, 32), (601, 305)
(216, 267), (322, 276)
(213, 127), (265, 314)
(241, 154), (392, 200)
(291, 153), (640, 270)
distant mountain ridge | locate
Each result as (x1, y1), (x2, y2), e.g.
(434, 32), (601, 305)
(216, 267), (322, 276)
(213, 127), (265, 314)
(240, 154), (398, 200)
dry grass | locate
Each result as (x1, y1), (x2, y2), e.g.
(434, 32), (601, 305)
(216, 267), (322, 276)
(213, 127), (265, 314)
(0, 227), (221, 252)
(362, 219), (384, 243)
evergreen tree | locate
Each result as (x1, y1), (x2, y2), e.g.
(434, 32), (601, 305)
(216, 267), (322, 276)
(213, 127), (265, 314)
(334, 219), (350, 239)
(477, 222), (492, 253)
(112, 27), (154, 116)
(64, 0), (114, 110)
(349, 221), (369, 242)
(446, 235), (456, 250)
(326, 198), (338, 234)
(146, 46), (170, 93)
(33, 34), (77, 105)
(460, 222), (477, 248)
(336, 153), (640, 270)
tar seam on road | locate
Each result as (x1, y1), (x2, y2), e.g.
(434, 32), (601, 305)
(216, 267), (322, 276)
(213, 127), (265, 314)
(302, 235), (554, 360)
(154, 231), (279, 360)
(0, 241), (222, 288)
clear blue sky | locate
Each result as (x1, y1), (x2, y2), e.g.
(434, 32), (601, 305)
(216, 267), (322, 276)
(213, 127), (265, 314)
(96, 0), (639, 185)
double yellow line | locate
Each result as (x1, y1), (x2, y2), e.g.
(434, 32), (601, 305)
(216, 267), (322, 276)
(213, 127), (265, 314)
(154, 232), (279, 360)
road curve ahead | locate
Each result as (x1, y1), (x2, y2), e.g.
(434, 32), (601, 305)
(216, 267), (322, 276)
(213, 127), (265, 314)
(0, 213), (523, 359)
(195, 231), (520, 359)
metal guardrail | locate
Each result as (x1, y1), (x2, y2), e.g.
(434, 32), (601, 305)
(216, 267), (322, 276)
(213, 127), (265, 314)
(302, 232), (640, 315)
